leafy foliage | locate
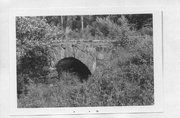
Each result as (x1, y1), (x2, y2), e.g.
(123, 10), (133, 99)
(126, 14), (152, 30)
(18, 63), (153, 107)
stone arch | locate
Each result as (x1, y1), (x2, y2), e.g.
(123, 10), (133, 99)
(49, 43), (97, 74)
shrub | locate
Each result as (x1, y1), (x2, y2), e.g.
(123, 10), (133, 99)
(16, 17), (63, 41)
(16, 17), (63, 96)
(91, 16), (129, 40)
(18, 62), (154, 107)
(17, 46), (50, 83)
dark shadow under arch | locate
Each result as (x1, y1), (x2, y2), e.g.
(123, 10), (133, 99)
(55, 57), (91, 82)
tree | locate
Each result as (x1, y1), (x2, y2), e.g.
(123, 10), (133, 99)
(125, 14), (152, 30)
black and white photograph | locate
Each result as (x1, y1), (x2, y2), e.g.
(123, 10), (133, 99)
(8, 8), (163, 115)
(2, 0), (180, 118)
(16, 14), (154, 107)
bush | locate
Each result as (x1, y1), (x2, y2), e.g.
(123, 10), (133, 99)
(16, 17), (61, 96)
(16, 17), (63, 41)
(17, 46), (50, 82)
(90, 16), (130, 40)
(18, 62), (154, 107)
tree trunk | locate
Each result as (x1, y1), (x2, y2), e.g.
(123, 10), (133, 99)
(81, 16), (84, 31)
(61, 16), (63, 27)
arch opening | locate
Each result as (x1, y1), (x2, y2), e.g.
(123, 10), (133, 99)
(55, 57), (92, 82)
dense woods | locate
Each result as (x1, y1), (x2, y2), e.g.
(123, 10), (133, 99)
(16, 14), (154, 107)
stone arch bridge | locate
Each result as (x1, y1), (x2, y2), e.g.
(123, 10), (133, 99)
(48, 40), (116, 74)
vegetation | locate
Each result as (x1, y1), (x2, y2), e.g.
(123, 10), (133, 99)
(16, 14), (154, 107)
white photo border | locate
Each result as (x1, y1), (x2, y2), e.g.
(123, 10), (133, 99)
(9, 7), (163, 115)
